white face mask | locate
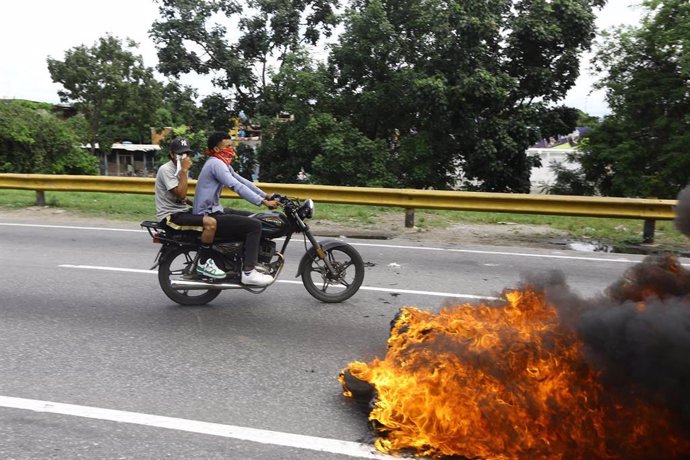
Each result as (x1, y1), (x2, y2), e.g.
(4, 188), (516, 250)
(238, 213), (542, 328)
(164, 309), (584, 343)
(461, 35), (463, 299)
(174, 153), (188, 177)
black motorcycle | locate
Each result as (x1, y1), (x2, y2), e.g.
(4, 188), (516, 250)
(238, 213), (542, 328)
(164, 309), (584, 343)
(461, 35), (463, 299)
(140, 194), (365, 305)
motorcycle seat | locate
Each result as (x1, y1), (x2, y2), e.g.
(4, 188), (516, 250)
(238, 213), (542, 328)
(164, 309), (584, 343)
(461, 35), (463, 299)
(140, 220), (244, 243)
(140, 220), (201, 244)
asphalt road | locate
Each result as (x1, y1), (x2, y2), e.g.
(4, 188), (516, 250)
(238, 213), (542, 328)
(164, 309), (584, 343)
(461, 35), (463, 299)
(0, 219), (677, 459)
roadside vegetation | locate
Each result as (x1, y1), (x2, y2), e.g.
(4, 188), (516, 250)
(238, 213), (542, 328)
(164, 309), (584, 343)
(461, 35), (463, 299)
(2, 1), (688, 255)
(1, 190), (687, 252)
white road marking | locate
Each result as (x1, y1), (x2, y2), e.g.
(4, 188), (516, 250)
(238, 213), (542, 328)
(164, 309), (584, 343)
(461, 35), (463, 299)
(0, 222), (144, 232)
(60, 264), (155, 274)
(349, 241), (643, 263)
(0, 222), (648, 263)
(58, 265), (499, 300)
(0, 395), (390, 459)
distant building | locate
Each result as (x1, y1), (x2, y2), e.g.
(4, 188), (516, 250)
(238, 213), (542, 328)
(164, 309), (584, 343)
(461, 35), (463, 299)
(531, 127), (591, 149)
(83, 143), (160, 176)
(151, 127), (172, 146)
(52, 103), (77, 120)
(528, 148), (579, 193)
(109, 143), (160, 176)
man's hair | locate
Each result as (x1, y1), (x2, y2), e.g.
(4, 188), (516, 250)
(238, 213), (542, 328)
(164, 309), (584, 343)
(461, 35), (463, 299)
(207, 131), (231, 150)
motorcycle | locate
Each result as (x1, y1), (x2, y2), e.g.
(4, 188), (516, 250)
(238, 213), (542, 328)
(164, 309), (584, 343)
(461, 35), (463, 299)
(140, 194), (365, 305)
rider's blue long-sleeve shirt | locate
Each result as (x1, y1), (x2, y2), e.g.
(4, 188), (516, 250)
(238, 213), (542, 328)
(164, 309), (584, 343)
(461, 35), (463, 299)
(192, 157), (266, 215)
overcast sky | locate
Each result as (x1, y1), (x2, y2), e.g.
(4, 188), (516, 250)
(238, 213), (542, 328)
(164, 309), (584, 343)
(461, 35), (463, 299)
(0, 0), (644, 116)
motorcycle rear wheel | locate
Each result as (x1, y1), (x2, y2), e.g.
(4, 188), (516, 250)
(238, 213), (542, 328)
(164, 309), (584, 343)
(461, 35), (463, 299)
(158, 246), (221, 306)
(301, 244), (364, 303)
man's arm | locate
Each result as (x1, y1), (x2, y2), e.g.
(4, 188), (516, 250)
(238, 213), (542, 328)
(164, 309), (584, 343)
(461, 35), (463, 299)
(230, 170), (278, 208)
(212, 161), (264, 206)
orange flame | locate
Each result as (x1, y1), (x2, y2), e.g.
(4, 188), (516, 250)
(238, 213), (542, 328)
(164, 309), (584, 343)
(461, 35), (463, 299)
(340, 287), (690, 459)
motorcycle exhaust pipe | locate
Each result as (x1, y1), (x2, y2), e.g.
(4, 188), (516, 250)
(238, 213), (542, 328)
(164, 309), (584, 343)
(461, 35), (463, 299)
(170, 279), (246, 290)
(170, 255), (285, 291)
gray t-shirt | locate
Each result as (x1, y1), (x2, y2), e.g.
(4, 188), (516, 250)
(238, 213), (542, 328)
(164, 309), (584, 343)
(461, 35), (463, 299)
(155, 161), (189, 221)
(192, 157), (265, 215)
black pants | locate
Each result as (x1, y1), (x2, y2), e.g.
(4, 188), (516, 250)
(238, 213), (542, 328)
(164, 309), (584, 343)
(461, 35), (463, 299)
(212, 209), (262, 267)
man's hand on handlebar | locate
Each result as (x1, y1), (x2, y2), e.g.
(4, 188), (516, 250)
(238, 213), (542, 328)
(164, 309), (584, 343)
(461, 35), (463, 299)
(262, 198), (280, 209)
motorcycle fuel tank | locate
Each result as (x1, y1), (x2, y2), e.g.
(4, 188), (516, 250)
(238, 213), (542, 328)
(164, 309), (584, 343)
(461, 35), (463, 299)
(255, 211), (289, 238)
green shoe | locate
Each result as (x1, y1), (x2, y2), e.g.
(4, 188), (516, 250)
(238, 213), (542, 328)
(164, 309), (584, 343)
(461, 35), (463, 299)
(196, 259), (226, 279)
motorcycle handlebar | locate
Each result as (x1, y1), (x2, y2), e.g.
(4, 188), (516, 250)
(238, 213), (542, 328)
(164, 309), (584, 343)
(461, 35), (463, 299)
(267, 194), (311, 210)
(268, 193), (289, 204)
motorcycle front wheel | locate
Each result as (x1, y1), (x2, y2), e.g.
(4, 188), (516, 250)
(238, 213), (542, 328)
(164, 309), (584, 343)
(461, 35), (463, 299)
(158, 246), (221, 306)
(301, 244), (365, 303)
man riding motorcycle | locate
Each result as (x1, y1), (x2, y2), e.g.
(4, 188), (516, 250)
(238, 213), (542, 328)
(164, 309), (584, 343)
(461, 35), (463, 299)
(193, 131), (279, 287)
(154, 137), (223, 278)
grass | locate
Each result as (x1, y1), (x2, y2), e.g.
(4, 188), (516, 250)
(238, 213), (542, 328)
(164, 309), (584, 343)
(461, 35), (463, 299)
(1, 189), (688, 250)
(0, 190), (396, 223)
(0, 190), (156, 221)
(415, 208), (689, 250)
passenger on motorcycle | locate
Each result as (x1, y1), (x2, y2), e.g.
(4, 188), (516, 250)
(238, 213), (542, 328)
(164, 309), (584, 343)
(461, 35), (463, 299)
(193, 131), (280, 287)
(154, 137), (226, 279)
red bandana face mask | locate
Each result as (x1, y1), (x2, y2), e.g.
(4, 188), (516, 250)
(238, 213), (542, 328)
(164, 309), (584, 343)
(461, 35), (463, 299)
(210, 147), (235, 166)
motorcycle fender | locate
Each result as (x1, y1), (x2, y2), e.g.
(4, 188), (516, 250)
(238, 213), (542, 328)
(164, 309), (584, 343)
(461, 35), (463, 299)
(296, 239), (351, 277)
(152, 244), (184, 270)
(149, 246), (167, 270)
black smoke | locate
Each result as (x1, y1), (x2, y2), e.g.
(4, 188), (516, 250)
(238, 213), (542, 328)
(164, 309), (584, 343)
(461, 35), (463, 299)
(532, 256), (690, 430)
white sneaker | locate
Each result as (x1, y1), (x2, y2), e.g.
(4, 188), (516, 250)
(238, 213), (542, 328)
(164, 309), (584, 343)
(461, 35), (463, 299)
(196, 258), (226, 279)
(241, 269), (274, 286)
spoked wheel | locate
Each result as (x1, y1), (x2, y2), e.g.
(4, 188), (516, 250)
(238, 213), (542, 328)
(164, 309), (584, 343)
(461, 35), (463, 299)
(301, 244), (365, 303)
(158, 246), (221, 306)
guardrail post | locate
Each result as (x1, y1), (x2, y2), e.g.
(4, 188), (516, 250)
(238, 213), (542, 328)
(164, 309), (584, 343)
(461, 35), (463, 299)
(642, 219), (656, 244)
(35, 190), (45, 206)
(405, 208), (415, 228)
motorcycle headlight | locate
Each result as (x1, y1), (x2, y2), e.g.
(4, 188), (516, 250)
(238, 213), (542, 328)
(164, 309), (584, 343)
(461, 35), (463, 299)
(298, 199), (314, 219)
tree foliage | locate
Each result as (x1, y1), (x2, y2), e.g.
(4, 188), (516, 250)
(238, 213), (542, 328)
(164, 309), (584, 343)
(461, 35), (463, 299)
(0, 100), (98, 175)
(149, 0), (602, 190)
(570, 0), (690, 198)
(254, 51), (392, 185)
(47, 35), (167, 151)
(156, 81), (208, 130)
(322, 0), (602, 191)
(200, 93), (234, 131)
(150, 0), (339, 112)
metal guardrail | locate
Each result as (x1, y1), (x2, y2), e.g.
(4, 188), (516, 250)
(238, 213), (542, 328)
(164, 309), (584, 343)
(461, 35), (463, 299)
(0, 173), (676, 220)
(0, 173), (679, 243)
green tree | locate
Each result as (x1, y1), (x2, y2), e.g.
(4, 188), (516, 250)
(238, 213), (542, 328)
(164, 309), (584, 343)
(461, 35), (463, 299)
(256, 50), (396, 185)
(200, 93), (234, 131)
(572, 0), (690, 198)
(325, 0), (603, 191)
(150, 0), (339, 114)
(161, 81), (206, 129)
(150, 0), (602, 189)
(47, 35), (166, 153)
(0, 100), (98, 175)
(577, 110), (601, 129)
(235, 143), (258, 180)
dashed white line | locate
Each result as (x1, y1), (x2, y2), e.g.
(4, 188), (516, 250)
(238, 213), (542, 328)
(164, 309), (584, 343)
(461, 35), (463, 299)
(0, 395), (390, 459)
(58, 264), (499, 300)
